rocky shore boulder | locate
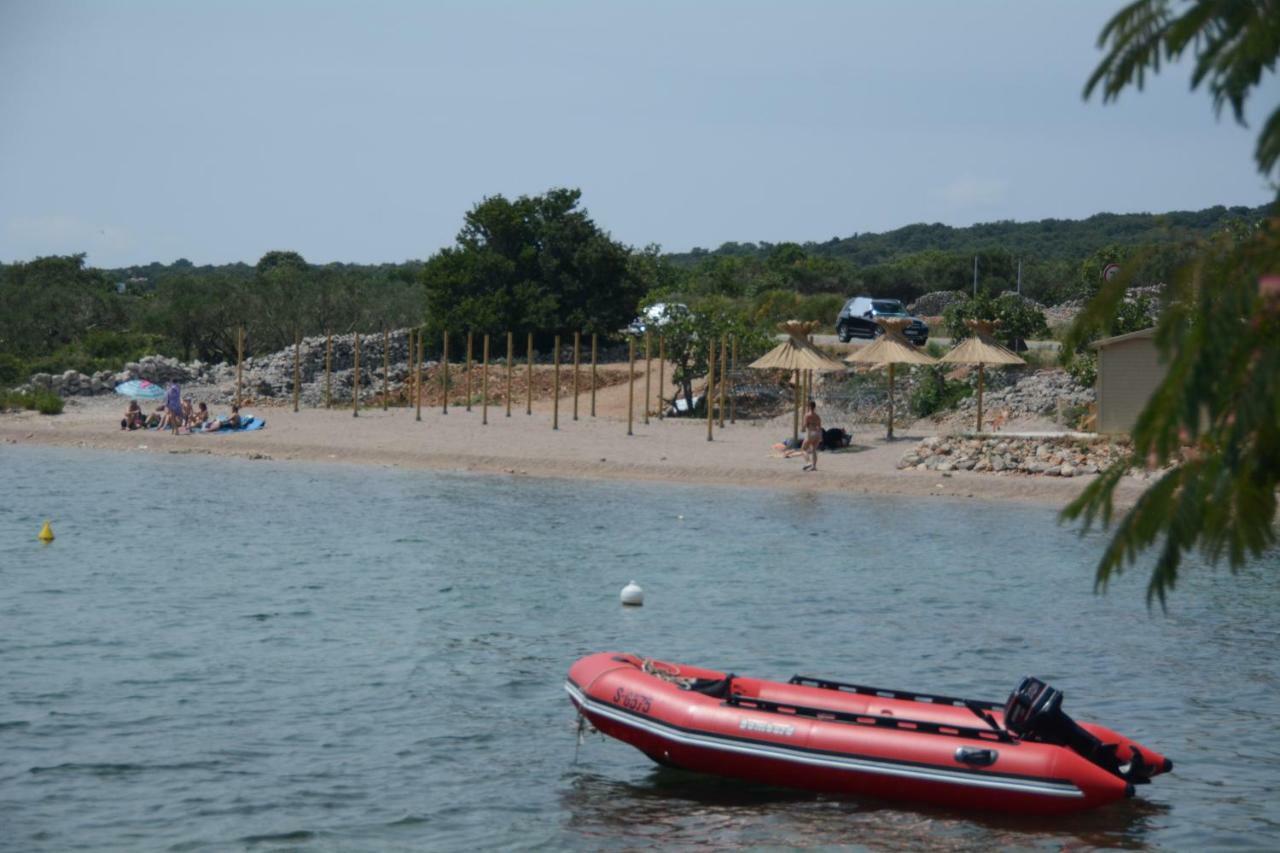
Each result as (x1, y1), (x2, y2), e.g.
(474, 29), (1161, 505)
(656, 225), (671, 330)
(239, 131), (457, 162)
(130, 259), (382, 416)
(897, 434), (1130, 476)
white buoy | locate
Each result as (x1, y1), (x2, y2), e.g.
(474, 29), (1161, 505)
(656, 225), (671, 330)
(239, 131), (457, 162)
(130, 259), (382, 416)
(620, 580), (644, 607)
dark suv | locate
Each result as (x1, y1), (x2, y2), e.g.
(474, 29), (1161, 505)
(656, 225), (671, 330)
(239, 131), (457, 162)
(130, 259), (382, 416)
(836, 297), (929, 344)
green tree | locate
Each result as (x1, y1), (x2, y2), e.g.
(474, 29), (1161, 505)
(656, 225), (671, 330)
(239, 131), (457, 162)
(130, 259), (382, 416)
(1064, 0), (1280, 604)
(421, 188), (641, 345)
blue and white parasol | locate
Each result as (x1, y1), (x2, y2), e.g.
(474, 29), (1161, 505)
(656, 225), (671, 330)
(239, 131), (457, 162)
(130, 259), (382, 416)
(114, 379), (166, 399)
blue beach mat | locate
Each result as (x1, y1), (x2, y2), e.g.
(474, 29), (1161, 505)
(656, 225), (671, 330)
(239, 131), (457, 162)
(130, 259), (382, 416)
(202, 414), (266, 433)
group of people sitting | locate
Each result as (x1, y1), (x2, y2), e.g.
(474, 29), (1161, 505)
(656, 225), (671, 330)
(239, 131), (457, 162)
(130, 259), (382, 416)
(120, 397), (242, 433)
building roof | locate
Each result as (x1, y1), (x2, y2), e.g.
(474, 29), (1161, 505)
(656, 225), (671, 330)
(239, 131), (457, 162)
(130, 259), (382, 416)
(1090, 327), (1156, 349)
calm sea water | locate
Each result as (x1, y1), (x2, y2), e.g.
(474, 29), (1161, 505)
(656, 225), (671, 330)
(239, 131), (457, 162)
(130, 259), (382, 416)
(2, 444), (1278, 851)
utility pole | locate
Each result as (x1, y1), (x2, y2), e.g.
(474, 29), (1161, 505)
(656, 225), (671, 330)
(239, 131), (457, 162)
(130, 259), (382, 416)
(1017, 259), (1023, 295)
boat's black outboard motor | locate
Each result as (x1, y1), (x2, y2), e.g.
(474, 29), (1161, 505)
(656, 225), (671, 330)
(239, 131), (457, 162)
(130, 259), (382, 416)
(1003, 677), (1152, 783)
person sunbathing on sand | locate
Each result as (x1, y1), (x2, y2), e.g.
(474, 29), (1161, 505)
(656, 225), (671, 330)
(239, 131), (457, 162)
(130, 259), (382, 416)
(203, 405), (243, 432)
(189, 402), (209, 429)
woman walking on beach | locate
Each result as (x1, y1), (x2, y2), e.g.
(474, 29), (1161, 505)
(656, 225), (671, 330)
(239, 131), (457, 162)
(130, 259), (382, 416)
(165, 382), (183, 436)
(802, 400), (822, 471)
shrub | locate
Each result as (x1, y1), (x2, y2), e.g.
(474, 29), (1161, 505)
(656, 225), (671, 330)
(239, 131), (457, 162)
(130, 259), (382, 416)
(0, 389), (63, 414)
(1066, 351), (1098, 388)
(910, 367), (972, 417)
(0, 353), (24, 386)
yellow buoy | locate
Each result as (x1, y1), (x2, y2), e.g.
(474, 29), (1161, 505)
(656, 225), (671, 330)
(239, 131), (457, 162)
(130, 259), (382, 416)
(38, 521), (54, 543)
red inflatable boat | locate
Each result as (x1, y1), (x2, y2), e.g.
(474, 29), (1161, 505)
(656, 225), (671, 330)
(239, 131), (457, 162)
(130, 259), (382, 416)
(566, 653), (1171, 815)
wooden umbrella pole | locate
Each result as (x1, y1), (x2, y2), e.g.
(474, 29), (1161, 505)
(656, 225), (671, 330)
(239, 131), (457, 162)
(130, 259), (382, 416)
(572, 331), (581, 421)
(505, 331), (513, 417)
(482, 334), (490, 425)
(718, 336), (727, 428)
(792, 369), (800, 443)
(706, 339), (715, 441)
(235, 326), (244, 408)
(658, 336), (665, 420)
(324, 332), (332, 409)
(627, 338), (635, 436)
(888, 362), (895, 440)
(552, 334), (561, 430)
(353, 331), (361, 417)
(465, 331), (473, 411)
(526, 332), (533, 416)
(415, 330), (423, 422)
(442, 331), (449, 415)
(590, 333), (598, 417)
(292, 329), (301, 412)
(643, 330), (651, 425)
(977, 362), (985, 433)
(382, 329), (389, 410)
(730, 336), (737, 424)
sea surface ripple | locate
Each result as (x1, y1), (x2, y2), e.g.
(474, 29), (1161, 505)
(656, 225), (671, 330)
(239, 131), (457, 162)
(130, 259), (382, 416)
(1, 444), (1278, 851)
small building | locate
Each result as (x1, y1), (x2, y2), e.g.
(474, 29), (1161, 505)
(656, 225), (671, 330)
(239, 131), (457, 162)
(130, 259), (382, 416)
(1092, 328), (1163, 435)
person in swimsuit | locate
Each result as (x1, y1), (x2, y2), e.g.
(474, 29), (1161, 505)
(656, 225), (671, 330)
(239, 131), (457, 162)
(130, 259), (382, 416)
(204, 404), (243, 432)
(802, 400), (822, 471)
(120, 400), (144, 430)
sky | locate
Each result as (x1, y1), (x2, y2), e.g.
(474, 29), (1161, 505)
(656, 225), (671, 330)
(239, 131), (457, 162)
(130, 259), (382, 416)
(1, 0), (1276, 268)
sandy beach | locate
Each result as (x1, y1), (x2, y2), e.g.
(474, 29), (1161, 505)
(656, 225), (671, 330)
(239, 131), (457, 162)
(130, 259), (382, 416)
(1, 363), (1146, 509)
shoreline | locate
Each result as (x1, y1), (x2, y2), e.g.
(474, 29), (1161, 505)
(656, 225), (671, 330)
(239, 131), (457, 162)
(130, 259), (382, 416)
(0, 393), (1147, 509)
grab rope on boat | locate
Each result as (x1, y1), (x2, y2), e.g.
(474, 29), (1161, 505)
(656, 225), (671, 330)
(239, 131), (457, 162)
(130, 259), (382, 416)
(641, 657), (694, 688)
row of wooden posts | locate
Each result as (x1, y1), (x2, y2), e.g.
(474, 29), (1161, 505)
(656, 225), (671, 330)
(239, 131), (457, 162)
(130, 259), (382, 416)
(233, 328), (745, 440)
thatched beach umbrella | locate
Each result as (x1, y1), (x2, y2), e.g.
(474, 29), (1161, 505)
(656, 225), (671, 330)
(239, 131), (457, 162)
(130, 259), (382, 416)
(939, 319), (1025, 433)
(750, 320), (847, 442)
(845, 318), (937, 440)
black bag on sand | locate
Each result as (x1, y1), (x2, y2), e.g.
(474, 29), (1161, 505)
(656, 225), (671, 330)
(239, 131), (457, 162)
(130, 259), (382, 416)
(821, 428), (851, 451)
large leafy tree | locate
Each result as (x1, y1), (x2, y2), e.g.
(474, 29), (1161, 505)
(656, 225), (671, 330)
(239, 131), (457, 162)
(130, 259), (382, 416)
(1064, 0), (1280, 604)
(0, 254), (124, 358)
(420, 188), (642, 346)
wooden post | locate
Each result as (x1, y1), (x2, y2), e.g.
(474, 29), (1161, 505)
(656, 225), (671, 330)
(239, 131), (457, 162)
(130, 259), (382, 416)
(552, 334), (560, 430)
(465, 331), (473, 411)
(505, 331), (513, 417)
(627, 337), (635, 436)
(706, 339), (715, 441)
(442, 331), (449, 415)
(482, 334), (490, 425)
(526, 332), (533, 416)
(730, 336), (737, 424)
(658, 335), (665, 420)
(353, 331), (361, 417)
(235, 326), (244, 408)
(292, 329), (301, 412)
(324, 332), (332, 409)
(572, 331), (581, 421)
(407, 330), (414, 409)
(718, 336), (727, 428)
(590, 333), (598, 417)
(415, 330), (423, 422)
(976, 362), (985, 433)
(381, 328), (389, 410)
(792, 369), (800, 443)
(644, 329), (651, 425)
(887, 362), (896, 440)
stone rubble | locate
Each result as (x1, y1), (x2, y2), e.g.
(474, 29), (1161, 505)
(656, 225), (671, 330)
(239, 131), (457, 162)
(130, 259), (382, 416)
(954, 369), (1094, 420)
(897, 434), (1132, 477)
(17, 331), (636, 405)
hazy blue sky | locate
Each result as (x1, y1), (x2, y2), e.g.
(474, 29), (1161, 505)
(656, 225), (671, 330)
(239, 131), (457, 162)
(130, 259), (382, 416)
(2, 0), (1275, 267)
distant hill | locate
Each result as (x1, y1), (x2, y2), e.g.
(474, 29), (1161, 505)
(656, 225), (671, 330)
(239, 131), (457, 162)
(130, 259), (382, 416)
(665, 204), (1270, 268)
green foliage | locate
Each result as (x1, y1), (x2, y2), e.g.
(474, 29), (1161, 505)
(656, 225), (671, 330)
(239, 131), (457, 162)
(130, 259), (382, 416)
(1062, 220), (1280, 606)
(944, 291), (1049, 345)
(1066, 352), (1098, 388)
(0, 353), (23, 386)
(1085, 0), (1280, 178)
(910, 367), (973, 417)
(0, 388), (64, 415)
(420, 188), (641, 347)
(657, 297), (773, 414)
